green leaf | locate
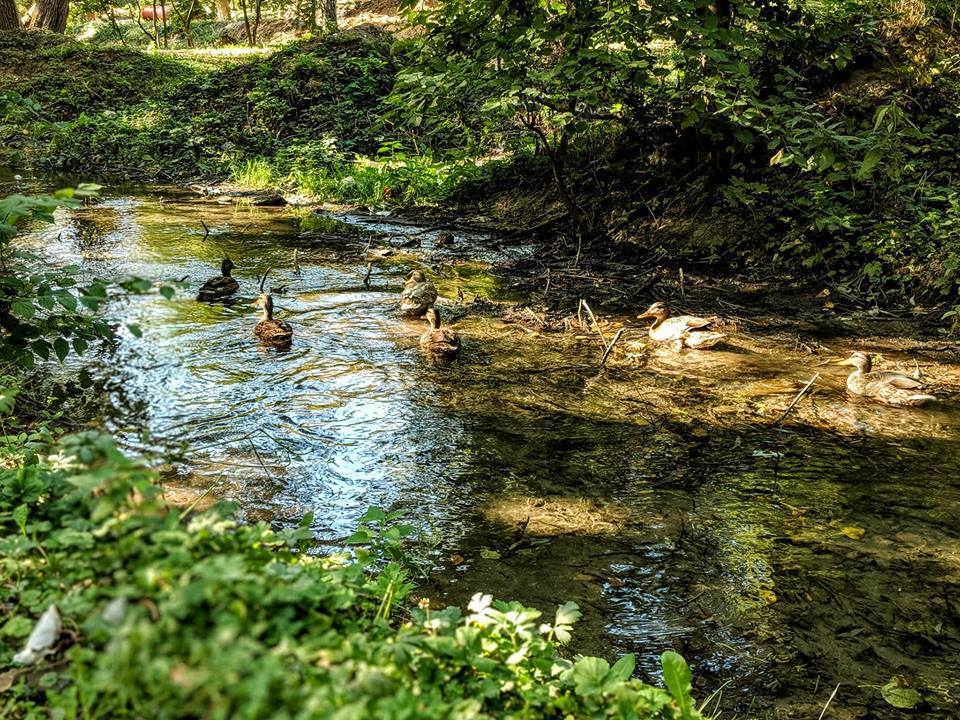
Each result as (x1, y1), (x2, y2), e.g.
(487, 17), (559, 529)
(10, 300), (34, 320)
(881, 679), (922, 709)
(73, 338), (88, 355)
(858, 148), (883, 179)
(54, 338), (70, 363)
(360, 507), (387, 523)
(661, 651), (694, 718)
(158, 286), (175, 300)
(126, 324), (143, 338)
(609, 654), (635, 682)
(555, 601), (581, 627)
(570, 656), (609, 696)
(57, 292), (78, 312)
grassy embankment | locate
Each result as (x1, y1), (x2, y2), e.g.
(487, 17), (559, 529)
(2, 2), (960, 312)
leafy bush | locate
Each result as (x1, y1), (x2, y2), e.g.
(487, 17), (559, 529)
(0, 429), (701, 719)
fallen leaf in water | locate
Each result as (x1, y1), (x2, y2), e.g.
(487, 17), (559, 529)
(479, 548), (500, 560)
(0, 669), (18, 693)
(881, 678), (922, 709)
(841, 526), (865, 540)
(759, 589), (778, 605)
(817, 289), (831, 298)
(12, 605), (61, 666)
(823, 301), (835, 310)
(449, 554), (465, 565)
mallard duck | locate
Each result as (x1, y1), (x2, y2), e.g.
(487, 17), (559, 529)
(400, 270), (438, 318)
(197, 257), (239, 301)
(419, 307), (460, 357)
(251, 269), (292, 345)
(436, 230), (454, 247)
(838, 352), (936, 407)
(637, 301), (726, 350)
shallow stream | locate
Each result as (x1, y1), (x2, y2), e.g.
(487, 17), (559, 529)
(10, 179), (960, 719)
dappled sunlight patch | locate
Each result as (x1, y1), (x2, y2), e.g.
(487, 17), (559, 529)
(481, 495), (639, 536)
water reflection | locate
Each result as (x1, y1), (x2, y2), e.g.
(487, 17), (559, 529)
(11, 187), (960, 718)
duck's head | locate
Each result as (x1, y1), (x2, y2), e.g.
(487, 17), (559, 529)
(424, 306), (441, 329)
(638, 301), (670, 322)
(221, 257), (235, 276)
(251, 292), (273, 309)
(838, 351), (871, 372)
(405, 269), (426, 285)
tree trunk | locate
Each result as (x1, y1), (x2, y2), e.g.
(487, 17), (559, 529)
(322, 0), (335, 31)
(0, 0), (20, 30)
(28, 0), (69, 32)
(215, 0), (230, 21)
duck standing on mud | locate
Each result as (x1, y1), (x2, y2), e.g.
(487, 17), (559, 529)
(837, 352), (936, 407)
(197, 257), (239, 301)
(251, 269), (293, 346)
(637, 301), (726, 350)
(420, 307), (460, 358)
(400, 269), (438, 318)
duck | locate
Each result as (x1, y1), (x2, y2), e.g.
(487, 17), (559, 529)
(251, 269), (293, 345)
(837, 352), (936, 407)
(400, 269), (438, 318)
(197, 257), (239, 301)
(419, 307), (460, 357)
(436, 230), (455, 247)
(637, 301), (726, 350)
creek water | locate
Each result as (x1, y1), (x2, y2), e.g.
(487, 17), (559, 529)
(9, 180), (960, 719)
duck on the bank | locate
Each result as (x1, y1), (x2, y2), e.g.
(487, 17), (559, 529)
(197, 257), (239, 301)
(419, 307), (460, 357)
(637, 301), (726, 350)
(252, 269), (293, 345)
(400, 269), (438, 318)
(838, 352), (936, 407)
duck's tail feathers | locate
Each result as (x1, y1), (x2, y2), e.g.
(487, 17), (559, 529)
(907, 393), (937, 405)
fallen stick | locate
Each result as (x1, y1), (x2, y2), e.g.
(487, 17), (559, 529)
(599, 328), (624, 367)
(774, 373), (820, 425)
(581, 300), (608, 348)
(200, 219), (210, 240)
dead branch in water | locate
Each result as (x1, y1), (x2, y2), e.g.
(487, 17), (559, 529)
(774, 373), (820, 426)
(599, 328), (625, 367)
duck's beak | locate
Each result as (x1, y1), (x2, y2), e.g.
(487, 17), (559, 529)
(637, 312), (654, 320)
(250, 299), (261, 307)
(836, 357), (854, 366)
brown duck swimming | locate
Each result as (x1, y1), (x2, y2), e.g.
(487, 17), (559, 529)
(197, 257), (239, 301)
(251, 269), (292, 345)
(637, 301), (726, 350)
(400, 270), (438, 318)
(419, 307), (460, 357)
(838, 352), (936, 407)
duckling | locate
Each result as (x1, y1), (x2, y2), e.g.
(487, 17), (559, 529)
(838, 352), (936, 407)
(637, 301), (726, 350)
(436, 230), (455, 247)
(197, 257), (239, 301)
(251, 269), (292, 345)
(400, 269), (438, 318)
(419, 307), (460, 357)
